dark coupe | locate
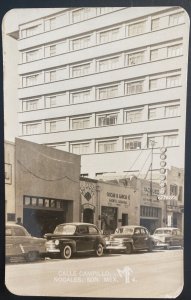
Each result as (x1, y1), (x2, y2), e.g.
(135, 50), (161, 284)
(105, 225), (155, 254)
(45, 222), (106, 259)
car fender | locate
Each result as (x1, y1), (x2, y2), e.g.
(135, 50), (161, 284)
(59, 239), (77, 252)
(122, 238), (134, 248)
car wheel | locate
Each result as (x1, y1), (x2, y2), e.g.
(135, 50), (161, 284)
(95, 244), (104, 257)
(61, 245), (72, 259)
(124, 243), (132, 254)
(26, 251), (39, 262)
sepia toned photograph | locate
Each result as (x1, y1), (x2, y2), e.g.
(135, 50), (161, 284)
(2, 5), (189, 298)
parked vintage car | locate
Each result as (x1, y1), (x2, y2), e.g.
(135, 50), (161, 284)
(152, 227), (183, 249)
(45, 222), (106, 259)
(5, 223), (46, 262)
(105, 225), (155, 254)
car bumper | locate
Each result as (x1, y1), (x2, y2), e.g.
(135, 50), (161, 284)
(154, 241), (168, 248)
(46, 248), (60, 253)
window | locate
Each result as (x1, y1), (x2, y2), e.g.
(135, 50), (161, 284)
(45, 68), (66, 83)
(71, 35), (91, 51)
(45, 93), (66, 108)
(166, 75), (181, 88)
(71, 117), (90, 129)
(98, 85), (118, 100)
(98, 113), (118, 126)
(147, 136), (161, 148)
(127, 51), (145, 66)
(97, 140), (117, 153)
(23, 74), (40, 87)
(25, 49), (40, 62)
(170, 184), (178, 196)
(164, 134), (178, 147)
(71, 143), (90, 154)
(165, 105), (180, 117)
(99, 27), (120, 43)
(126, 81), (144, 95)
(89, 226), (98, 234)
(150, 49), (158, 61)
(167, 44), (183, 57)
(151, 18), (160, 31)
(125, 109), (142, 123)
(169, 12), (184, 26)
(14, 228), (27, 236)
(21, 24), (41, 38)
(149, 108), (157, 119)
(71, 90), (91, 104)
(45, 41), (67, 57)
(44, 17), (57, 31)
(124, 137), (141, 150)
(72, 63), (91, 77)
(22, 123), (40, 135)
(98, 56), (119, 72)
(97, 7), (115, 15)
(23, 99), (39, 111)
(128, 21), (146, 36)
(149, 79), (158, 90)
(72, 8), (92, 23)
(45, 119), (65, 133)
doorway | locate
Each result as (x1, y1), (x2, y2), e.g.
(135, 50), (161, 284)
(83, 208), (94, 224)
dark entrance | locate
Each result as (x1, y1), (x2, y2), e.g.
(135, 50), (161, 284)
(83, 208), (94, 224)
(140, 218), (159, 234)
(122, 213), (128, 226)
(23, 208), (66, 237)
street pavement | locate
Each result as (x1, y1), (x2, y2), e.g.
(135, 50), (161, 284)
(5, 248), (183, 298)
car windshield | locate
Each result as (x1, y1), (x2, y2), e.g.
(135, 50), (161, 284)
(115, 227), (134, 234)
(154, 229), (172, 235)
(54, 225), (76, 235)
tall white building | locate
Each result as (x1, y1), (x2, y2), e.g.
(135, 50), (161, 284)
(7, 6), (189, 179)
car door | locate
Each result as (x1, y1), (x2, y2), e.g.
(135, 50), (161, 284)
(140, 228), (148, 249)
(75, 225), (92, 252)
(172, 229), (183, 246)
(88, 225), (99, 250)
(132, 228), (142, 249)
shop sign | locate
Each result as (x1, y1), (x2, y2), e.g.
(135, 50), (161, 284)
(143, 187), (159, 196)
(106, 192), (130, 206)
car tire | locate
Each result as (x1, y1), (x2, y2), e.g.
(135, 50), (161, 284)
(95, 244), (104, 257)
(61, 245), (72, 259)
(26, 251), (39, 262)
(124, 243), (132, 254)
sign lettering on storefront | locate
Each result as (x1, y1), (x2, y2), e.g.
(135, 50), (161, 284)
(106, 192), (130, 206)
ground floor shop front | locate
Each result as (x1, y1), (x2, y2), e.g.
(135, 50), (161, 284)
(80, 178), (140, 234)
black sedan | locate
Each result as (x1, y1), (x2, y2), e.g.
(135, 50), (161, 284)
(45, 222), (106, 259)
(105, 225), (155, 254)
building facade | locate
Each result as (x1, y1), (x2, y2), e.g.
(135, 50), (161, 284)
(15, 138), (81, 237)
(6, 6), (188, 180)
(80, 177), (140, 233)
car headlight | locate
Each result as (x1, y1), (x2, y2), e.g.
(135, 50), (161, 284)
(55, 240), (59, 246)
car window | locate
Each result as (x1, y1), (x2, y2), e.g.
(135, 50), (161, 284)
(141, 228), (146, 235)
(13, 227), (27, 236)
(78, 225), (88, 234)
(134, 228), (141, 235)
(54, 224), (76, 235)
(6, 227), (12, 236)
(115, 228), (134, 234)
(89, 226), (98, 235)
(163, 229), (172, 234)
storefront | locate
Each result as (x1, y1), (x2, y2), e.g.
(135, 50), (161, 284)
(80, 178), (139, 233)
(15, 138), (81, 237)
(137, 179), (163, 233)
